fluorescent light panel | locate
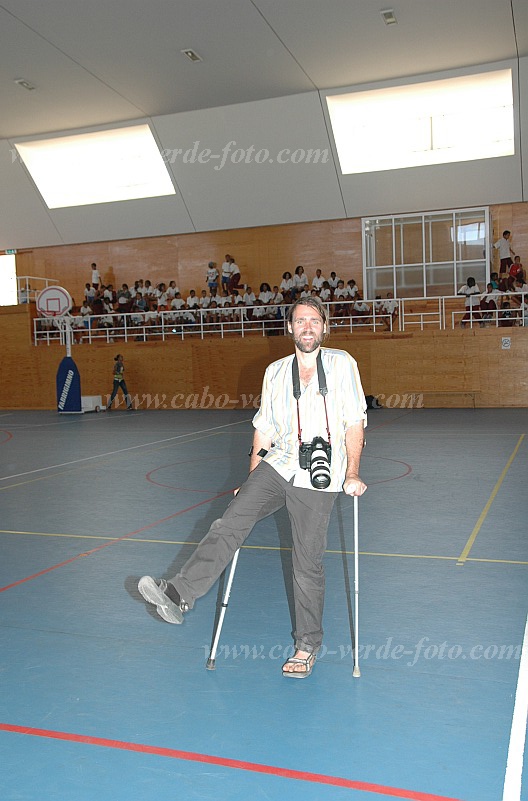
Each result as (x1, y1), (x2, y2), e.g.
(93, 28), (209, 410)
(327, 69), (514, 174)
(14, 124), (176, 209)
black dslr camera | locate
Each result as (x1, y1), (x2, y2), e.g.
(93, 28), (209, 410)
(299, 436), (332, 489)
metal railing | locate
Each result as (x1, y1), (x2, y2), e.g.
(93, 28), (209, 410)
(18, 276), (59, 304)
(32, 294), (527, 345)
(400, 297), (443, 331)
(450, 295), (527, 328)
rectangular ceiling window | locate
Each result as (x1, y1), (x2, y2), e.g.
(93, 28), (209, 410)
(326, 70), (514, 174)
(14, 124), (175, 209)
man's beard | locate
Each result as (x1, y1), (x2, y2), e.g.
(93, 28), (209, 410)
(293, 330), (324, 353)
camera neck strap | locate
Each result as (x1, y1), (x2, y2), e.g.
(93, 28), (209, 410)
(292, 351), (331, 445)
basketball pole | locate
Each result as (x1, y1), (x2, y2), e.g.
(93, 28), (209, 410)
(58, 316), (73, 357)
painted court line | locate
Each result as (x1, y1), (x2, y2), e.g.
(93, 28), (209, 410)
(0, 430), (237, 493)
(0, 723), (464, 801)
(1, 530), (527, 566)
(457, 434), (525, 566)
(0, 490), (233, 593)
(0, 429), (13, 444)
(502, 614), (528, 801)
(0, 417), (251, 482)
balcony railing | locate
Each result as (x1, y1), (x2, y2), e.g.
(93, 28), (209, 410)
(18, 275), (59, 305)
(32, 294), (527, 345)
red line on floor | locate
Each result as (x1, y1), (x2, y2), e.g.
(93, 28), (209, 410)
(0, 429), (13, 444)
(368, 410), (414, 431)
(362, 455), (412, 485)
(0, 723), (464, 801)
(145, 457), (224, 492)
(0, 489), (234, 593)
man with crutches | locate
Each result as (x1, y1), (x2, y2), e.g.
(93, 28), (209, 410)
(138, 296), (367, 678)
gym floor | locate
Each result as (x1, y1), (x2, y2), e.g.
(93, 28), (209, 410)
(0, 406), (526, 801)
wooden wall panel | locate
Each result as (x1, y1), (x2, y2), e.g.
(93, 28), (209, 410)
(14, 202), (528, 312)
(1, 308), (527, 410)
(14, 217), (364, 309)
(5, 194), (528, 412)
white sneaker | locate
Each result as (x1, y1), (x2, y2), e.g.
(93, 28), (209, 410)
(138, 576), (187, 624)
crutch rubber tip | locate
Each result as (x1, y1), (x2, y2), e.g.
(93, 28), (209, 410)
(353, 666), (361, 678)
(206, 658), (216, 670)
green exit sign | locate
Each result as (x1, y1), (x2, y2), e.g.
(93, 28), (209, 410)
(5, 249), (17, 255)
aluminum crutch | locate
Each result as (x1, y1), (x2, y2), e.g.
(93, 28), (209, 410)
(206, 547), (241, 670)
(353, 495), (361, 678)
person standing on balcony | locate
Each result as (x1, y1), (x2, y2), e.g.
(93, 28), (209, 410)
(494, 230), (515, 289)
(91, 262), (101, 290)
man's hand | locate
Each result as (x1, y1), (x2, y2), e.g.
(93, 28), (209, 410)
(344, 423), (367, 496)
(343, 474), (367, 496)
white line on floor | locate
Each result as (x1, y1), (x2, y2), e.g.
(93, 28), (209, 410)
(502, 614), (528, 801)
(0, 418), (251, 482)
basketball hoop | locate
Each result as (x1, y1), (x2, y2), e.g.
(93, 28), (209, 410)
(36, 286), (73, 318)
(36, 287), (74, 355)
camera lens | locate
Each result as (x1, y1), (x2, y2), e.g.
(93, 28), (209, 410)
(310, 437), (331, 489)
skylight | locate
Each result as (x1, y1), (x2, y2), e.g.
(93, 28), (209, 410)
(14, 124), (176, 209)
(326, 70), (514, 174)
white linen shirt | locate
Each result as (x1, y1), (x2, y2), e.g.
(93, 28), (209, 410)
(253, 347), (366, 492)
(458, 284), (481, 308)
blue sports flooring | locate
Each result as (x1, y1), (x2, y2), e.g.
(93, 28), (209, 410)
(0, 407), (527, 801)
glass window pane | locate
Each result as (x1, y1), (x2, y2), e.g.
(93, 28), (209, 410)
(396, 217), (423, 266)
(456, 261), (486, 290)
(363, 219), (393, 267)
(366, 267), (393, 298)
(454, 211), (486, 262)
(424, 213), (454, 263)
(395, 265), (424, 297)
(426, 263), (455, 296)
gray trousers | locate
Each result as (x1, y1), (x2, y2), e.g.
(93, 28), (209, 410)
(170, 461), (338, 653)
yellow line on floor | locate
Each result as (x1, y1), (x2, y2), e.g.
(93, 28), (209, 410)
(1, 529), (527, 564)
(456, 433), (525, 566)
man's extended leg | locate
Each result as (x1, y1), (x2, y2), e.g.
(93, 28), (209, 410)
(139, 462), (287, 621)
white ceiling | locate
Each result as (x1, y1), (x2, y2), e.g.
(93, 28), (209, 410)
(0, 0), (526, 249)
(1, 0), (526, 140)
